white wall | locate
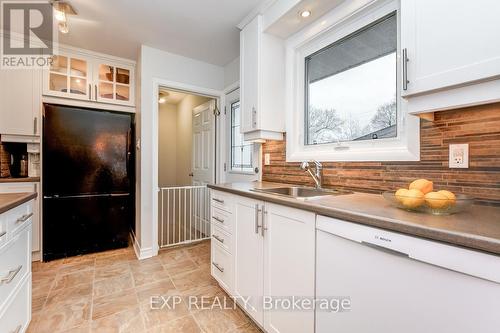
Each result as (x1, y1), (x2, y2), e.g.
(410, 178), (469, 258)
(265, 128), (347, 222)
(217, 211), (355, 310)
(158, 102), (178, 187)
(136, 45), (224, 257)
(224, 57), (240, 88)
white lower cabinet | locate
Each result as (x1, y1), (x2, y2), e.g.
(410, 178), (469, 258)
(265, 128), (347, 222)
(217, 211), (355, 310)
(210, 190), (315, 333)
(0, 199), (33, 333)
(233, 196), (265, 325)
(0, 183), (41, 257)
(263, 203), (315, 333)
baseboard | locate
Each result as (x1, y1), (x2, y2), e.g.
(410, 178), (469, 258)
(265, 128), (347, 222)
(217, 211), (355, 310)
(130, 232), (158, 260)
(32, 250), (41, 262)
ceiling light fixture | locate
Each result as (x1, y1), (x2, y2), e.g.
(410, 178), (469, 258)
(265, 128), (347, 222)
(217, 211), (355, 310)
(51, 1), (77, 34)
(158, 91), (169, 104)
(58, 21), (69, 34)
(300, 10), (311, 18)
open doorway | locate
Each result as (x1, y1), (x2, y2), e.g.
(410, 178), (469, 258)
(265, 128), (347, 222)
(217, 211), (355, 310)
(157, 87), (216, 248)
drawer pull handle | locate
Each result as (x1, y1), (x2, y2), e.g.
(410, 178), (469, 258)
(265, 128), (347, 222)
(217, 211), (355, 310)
(212, 216), (224, 223)
(16, 212), (33, 224)
(213, 234), (224, 243)
(1, 265), (22, 285)
(212, 262), (224, 273)
(0, 231), (6, 239)
(212, 198), (224, 204)
(11, 325), (22, 333)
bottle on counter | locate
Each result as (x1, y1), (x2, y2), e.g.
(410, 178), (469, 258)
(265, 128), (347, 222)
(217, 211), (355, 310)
(19, 154), (28, 178)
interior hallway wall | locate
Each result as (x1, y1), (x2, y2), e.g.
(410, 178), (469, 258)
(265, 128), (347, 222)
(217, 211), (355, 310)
(158, 102), (178, 187)
(136, 45), (224, 254)
(176, 95), (211, 186)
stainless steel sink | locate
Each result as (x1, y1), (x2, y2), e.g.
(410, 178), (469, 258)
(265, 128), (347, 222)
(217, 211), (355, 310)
(251, 186), (351, 200)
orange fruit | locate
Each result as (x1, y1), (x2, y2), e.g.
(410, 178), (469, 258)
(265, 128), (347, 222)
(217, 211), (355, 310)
(438, 190), (456, 206)
(409, 179), (433, 194)
(425, 191), (449, 209)
(395, 188), (409, 204)
(403, 189), (425, 208)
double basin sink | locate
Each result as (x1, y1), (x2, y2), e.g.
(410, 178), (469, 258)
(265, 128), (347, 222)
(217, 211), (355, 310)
(251, 186), (351, 200)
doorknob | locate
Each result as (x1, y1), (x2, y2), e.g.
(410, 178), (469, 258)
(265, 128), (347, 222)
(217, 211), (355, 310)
(188, 173), (194, 177)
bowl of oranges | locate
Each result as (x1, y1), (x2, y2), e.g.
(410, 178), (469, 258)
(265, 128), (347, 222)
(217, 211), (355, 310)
(383, 179), (474, 215)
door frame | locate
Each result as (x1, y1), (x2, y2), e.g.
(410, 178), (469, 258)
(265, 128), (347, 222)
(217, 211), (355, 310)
(151, 78), (223, 254)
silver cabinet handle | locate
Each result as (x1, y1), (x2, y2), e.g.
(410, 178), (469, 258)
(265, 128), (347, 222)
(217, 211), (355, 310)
(33, 117), (38, 135)
(95, 85), (98, 101)
(88, 83), (92, 100)
(252, 106), (257, 128)
(213, 234), (224, 243)
(212, 216), (224, 224)
(261, 207), (267, 237)
(254, 204), (262, 234)
(212, 262), (224, 273)
(212, 198), (224, 204)
(16, 212), (33, 224)
(402, 48), (409, 90)
(10, 325), (22, 333)
(0, 231), (6, 239)
(1, 265), (22, 285)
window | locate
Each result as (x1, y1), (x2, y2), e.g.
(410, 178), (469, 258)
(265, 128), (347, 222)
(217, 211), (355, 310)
(286, 0), (419, 162)
(230, 101), (253, 171)
(305, 13), (397, 145)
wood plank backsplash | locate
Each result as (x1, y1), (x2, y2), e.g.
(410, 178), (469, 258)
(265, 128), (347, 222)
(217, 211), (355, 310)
(262, 102), (500, 203)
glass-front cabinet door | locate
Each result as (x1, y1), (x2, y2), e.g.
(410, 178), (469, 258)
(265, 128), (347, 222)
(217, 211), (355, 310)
(44, 54), (90, 100)
(95, 62), (133, 105)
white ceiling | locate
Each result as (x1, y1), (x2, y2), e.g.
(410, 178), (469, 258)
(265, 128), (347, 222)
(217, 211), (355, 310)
(59, 0), (264, 66)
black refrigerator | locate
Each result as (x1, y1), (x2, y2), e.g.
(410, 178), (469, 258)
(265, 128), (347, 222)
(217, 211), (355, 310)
(43, 104), (135, 261)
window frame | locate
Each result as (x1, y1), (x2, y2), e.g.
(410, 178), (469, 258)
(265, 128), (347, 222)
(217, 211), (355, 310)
(285, 0), (420, 162)
(230, 100), (254, 172)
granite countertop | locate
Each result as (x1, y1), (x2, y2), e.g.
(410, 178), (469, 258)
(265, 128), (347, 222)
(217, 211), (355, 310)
(0, 192), (37, 214)
(0, 177), (40, 183)
(208, 181), (500, 255)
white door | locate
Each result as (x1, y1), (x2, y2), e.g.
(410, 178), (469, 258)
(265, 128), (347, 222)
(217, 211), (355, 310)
(225, 88), (260, 183)
(401, 0), (500, 96)
(263, 203), (315, 333)
(192, 100), (215, 186)
(240, 15), (261, 133)
(234, 196), (264, 325)
(0, 68), (41, 136)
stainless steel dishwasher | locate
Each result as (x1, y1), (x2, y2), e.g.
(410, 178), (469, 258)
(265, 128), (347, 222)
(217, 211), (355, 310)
(316, 216), (500, 333)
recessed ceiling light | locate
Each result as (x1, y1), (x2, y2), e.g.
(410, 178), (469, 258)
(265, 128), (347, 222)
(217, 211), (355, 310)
(300, 10), (311, 18)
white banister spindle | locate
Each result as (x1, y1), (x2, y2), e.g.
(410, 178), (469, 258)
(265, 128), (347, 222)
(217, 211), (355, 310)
(158, 185), (210, 248)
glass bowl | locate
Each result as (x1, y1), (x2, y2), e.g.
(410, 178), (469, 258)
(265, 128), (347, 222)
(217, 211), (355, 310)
(382, 191), (474, 215)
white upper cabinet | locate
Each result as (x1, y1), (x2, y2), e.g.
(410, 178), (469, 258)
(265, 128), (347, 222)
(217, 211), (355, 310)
(0, 68), (42, 136)
(43, 47), (135, 107)
(401, 0), (500, 113)
(240, 15), (285, 141)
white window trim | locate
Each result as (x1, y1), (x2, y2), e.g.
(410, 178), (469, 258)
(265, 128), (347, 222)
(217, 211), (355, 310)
(225, 89), (259, 176)
(285, 0), (420, 162)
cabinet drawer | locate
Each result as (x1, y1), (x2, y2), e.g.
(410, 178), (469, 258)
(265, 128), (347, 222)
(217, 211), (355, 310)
(211, 243), (232, 292)
(4, 202), (33, 239)
(211, 224), (231, 254)
(0, 274), (30, 333)
(0, 229), (30, 310)
(211, 207), (232, 234)
(211, 191), (233, 213)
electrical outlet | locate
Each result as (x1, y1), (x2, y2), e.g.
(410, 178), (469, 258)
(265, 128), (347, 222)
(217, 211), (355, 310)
(449, 144), (469, 168)
(264, 153), (271, 165)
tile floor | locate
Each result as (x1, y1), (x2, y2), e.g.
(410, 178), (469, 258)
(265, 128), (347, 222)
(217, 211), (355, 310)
(28, 240), (261, 333)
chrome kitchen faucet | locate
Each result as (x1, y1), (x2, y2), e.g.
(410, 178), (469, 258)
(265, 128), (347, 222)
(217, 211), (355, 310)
(300, 160), (323, 189)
